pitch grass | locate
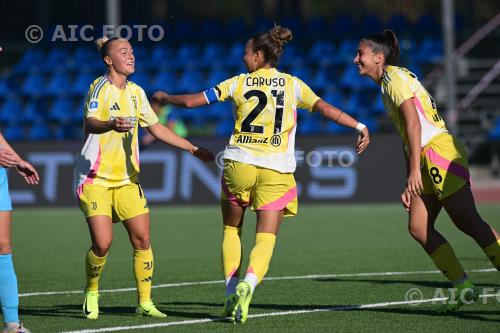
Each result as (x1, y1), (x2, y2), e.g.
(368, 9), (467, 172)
(10, 204), (500, 332)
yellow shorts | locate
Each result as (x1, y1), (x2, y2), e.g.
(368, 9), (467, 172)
(421, 132), (470, 200)
(221, 160), (298, 217)
(78, 183), (149, 222)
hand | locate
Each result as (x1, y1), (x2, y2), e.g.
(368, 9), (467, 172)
(109, 117), (134, 133)
(400, 188), (411, 212)
(406, 169), (423, 197)
(152, 91), (169, 105)
(16, 160), (39, 185)
(0, 148), (19, 167)
(356, 127), (370, 155)
(192, 146), (215, 162)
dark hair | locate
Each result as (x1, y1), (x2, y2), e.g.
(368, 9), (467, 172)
(361, 29), (400, 66)
(95, 36), (119, 61)
(251, 25), (293, 67)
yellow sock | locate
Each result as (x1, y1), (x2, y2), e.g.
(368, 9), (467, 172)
(85, 249), (107, 292)
(483, 239), (500, 270)
(222, 225), (242, 281)
(245, 233), (276, 290)
(133, 247), (154, 304)
(430, 243), (466, 283)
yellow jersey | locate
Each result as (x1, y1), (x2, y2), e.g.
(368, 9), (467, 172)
(75, 76), (158, 191)
(381, 65), (447, 152)
(204, 68), (320, 173)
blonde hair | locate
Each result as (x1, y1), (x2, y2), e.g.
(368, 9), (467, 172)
(251, 25), (293, 67)
(95, 36), (119, 61)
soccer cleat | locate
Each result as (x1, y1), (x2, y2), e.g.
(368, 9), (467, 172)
(439, 280), (479, 313)
(83, 290), (100, 319)
(3, 323), (31, 333)
(136, 300), (167, 318)
(232, 282), (253, 324)
(223, 293), (238, 319)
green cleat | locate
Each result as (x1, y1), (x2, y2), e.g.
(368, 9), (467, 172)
(136, 300), (167, 318)
(83, 290), (100, 320)
(223, 293), (238, 320)
(232, 282), (253, 324)
(439, 280), (479, 313)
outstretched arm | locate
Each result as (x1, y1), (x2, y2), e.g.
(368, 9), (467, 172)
(146, 123), (214, 162)
(152, 91), (208, 108)
(313, 99), (370, 154)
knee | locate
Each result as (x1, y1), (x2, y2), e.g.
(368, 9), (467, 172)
(132, 237), (150, 250)
(0, 243), (12, 255)
(92, 243), (111, 257)
(408, 223), (427, 243)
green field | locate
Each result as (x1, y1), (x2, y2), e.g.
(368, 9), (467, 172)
(10, 204), (500, 332)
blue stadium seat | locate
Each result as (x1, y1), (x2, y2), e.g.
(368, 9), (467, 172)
(199, 19), (224, 40)
(0, 98), (22, 124)
(206, 67), (229, 86)
(72, 72), (95, 96)
(215, 117), (234, 137)
(324, 120), (351, 134)
(48, 98), (73, 124)
(414, 37), (443, 64)
(173, 19), (197, 41)
(226, 19), (248, 40)
(415, 14), (439, 35)
(297, 113), (321, 135)
(489, 117), (500, 140)
(45, 71), (71, 97)
(21, 100), (44, 125)
(177, 69), (204, 93)
(337, 39), (358, 64)
(13, 49), (44, 75)
(2, 124), (24, 141)
(151, 71), (176, 91)
(201, 43), (225, 64)
(22, 73), (45, 97)
(29, 118), (51, 140)
(0, 75), (12, 98)
(130, 72), (151, 93)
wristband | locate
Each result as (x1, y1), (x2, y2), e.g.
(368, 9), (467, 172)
(355, 122), (366, 132)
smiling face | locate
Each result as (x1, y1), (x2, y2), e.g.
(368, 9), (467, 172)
(354, 40), (383, 81)
(103, 39), (135, 76)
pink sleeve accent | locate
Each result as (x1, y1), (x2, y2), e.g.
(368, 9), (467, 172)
(413, 93), (432, 122)
(257, 187), (297, 211)
(76, 147), (102, 199)
(425, 147), (470, 183)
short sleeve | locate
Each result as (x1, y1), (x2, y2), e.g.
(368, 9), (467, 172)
(138, 88), (159, 127)
(84, 78), (107, 119)
(294, 78), (321, 111)
(203, 76), (240, 104)
(384, 72), (414, 108)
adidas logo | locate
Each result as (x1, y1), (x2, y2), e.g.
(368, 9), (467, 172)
(110, 102), (120, 111)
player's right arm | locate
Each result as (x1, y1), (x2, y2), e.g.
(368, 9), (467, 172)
(83, 79), (133, 134)
(152, 76), (238, 108)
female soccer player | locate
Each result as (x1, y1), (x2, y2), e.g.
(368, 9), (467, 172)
(0, 133), (39, 333)
(153, 25), (370, 323)
(354, 29), (500, 311)
(75, 37), (213, 320)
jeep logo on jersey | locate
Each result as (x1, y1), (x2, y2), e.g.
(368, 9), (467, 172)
(270, 135), (281, 147)
(236, 135), (269, 144)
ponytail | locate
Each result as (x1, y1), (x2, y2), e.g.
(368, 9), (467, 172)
(362, 29), (401, 66)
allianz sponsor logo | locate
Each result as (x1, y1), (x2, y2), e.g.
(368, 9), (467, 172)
(235, 134), (269, 144)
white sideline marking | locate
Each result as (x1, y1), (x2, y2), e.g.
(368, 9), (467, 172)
(58, 293), (500, 333)
(20, 268), (496, 297)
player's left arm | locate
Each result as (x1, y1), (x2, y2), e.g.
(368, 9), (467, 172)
(145, 123), (214, 162)
(152, 91), (208, 108)
(314, 100), (370, 154)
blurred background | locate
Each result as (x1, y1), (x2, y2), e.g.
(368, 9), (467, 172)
(0, 0), (499, 205)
